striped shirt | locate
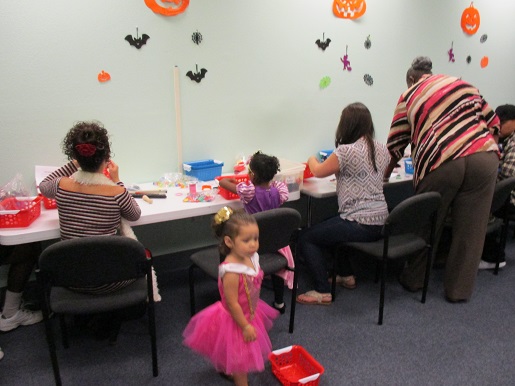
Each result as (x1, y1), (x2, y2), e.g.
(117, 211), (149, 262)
(39, 162), (141, 240)
(335, 137), (389, 225)
(387, 74), (500, 186)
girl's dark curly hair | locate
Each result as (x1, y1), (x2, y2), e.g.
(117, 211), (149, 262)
(212, 209), (257, 256)
(248, 151), (281, 185)
(62, 121), (111, 172)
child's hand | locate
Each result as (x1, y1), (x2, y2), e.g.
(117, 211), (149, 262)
(242, 324), (257, 342)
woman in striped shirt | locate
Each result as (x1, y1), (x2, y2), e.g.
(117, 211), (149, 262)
(385, 57), (500, 302)
(40, 121), (141, 293)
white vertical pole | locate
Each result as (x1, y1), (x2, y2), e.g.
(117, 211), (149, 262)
(173, 65), (183, 173)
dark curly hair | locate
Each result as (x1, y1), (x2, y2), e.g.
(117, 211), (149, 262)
(212, 209), (257, 256)
(62, 121), (111, 172)
(248, 151), (281, 185)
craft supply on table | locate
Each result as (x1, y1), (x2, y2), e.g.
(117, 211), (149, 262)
(183, 189), (217, 203)
(142, 195), (153, 204)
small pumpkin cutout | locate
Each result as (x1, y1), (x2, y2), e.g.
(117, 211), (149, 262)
(97, 70), (111, 83)
(461, 3), (480, 35)
(480, 56), (489, 68)
(145, 0), (189, 17)
(333, 0), (367, 20)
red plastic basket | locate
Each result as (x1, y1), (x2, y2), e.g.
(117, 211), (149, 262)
(42, 196), (57, 209)
(215, 174), (249, 200)
(269, 345), (324, 386)
(0, 196), (42, 228)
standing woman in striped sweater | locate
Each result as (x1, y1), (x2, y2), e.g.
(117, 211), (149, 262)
(384, 57), (500, 302)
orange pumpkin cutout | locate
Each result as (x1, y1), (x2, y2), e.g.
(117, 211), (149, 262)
(145, 0), (189, 16)
(461, 3), (480, 35)
(333, 0), (367, 20)
(97, 70), (111, 83)
(480, 56), (489, 68)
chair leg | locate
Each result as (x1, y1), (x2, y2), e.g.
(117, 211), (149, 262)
(58, 315), (69, 349)
(495, 219), (509, 275)
(421, 247), (432, 304)
(42, 310), (62, 385)
(188, 264), (197, 316)
(147, 303), (159, 377)
(378, 258), (387, 325)
(288, 268), (297, 334)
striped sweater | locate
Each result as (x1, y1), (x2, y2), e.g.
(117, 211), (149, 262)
(387, 74), (500, 186)
(39, 162), (141, 240)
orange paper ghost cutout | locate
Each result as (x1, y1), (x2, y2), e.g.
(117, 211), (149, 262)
(461, 3), (480, 35)
(333, 0), (367, 20)
(144, 0), (190, 16)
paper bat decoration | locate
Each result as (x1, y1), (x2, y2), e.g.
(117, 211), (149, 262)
(125, 28), (150, 49)
(186, 65), (208, 83)
(315, 33), (331, 51)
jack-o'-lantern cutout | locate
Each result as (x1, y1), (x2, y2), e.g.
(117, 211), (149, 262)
(333, 0), (367, 20)
(145, 0), (189, 17)
(97, 70), (111, 83)
(461, 3), (480, 35)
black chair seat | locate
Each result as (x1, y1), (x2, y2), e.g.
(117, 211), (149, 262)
(346, 234), (427, 260)
(50, 278), (148, 314)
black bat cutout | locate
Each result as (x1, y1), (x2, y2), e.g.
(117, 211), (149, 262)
(125, 34), (150, 49)
(186, 68), (208, 83)
(315, 38), (331, 51)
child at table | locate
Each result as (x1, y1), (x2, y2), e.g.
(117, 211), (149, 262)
(183, 207), (279, 386)
(219, 151), (292, 313)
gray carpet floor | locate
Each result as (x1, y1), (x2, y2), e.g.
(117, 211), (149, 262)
(2, 233), (515, 386)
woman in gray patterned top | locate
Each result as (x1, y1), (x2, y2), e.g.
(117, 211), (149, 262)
(297, 102), (389, 305)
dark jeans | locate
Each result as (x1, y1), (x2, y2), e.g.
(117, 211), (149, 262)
(298, 215), (382, 293)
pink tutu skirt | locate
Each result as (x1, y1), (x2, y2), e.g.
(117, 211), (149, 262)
(183, 300), (279, 374)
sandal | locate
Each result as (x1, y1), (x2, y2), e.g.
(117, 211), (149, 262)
(296, 290), (332, 305)
(329, 275), (357, 289)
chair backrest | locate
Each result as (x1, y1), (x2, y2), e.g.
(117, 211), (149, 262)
(491, 177), (515, 214)
(253, 207), (301, 254)
(383, 180), (415, 212)
(38, 236), (149, 288)
(384, 192), (442, 236)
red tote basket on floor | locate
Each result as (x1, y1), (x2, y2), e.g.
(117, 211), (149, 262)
(269, 345), (324, 386)
(0, 196), (42, 228)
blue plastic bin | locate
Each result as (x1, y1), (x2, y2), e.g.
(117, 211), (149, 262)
(404, 158), (414, 175)
(318, 149), (334, 161)
(183, 159), (224, 181)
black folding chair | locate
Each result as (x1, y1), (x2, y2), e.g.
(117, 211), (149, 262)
(37, 236), (158, 386)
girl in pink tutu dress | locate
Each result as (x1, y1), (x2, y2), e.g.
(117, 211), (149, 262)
(183, 207), (279, 386)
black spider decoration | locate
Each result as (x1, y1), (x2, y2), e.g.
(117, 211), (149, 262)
(192, 30), (203, 45)
(315, 33), (331, 51)
(186, 64), (208, 83)
(125, 28), (150, 49)
(364, 35), (371, 49)
(363, 74), (373, 86)
(480, 34), (488, 43)
(466, 55), (472, 64)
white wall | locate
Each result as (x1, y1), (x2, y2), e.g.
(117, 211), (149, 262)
(1, 0), (514, 190)
(1, 0), (514, 256)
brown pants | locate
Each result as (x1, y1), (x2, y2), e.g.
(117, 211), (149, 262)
(400, 151), (499, 300)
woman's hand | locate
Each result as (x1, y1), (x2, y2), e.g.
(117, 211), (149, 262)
(106, 160), (120, 183)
